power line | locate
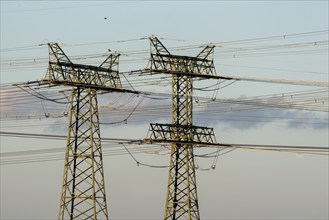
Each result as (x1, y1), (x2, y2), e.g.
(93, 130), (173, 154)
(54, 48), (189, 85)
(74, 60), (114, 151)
(1, 1), (144, 14)
(120, 143), (169, 168)
(1, 132), (327, 153)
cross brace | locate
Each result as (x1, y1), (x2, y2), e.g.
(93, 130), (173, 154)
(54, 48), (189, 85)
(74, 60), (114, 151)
(146, 123), (216, 144)
(148, 37), (216, 78)
(43, 43), (128, 220)
(145, 37), (218, 220)
(43, 43), (138, 93)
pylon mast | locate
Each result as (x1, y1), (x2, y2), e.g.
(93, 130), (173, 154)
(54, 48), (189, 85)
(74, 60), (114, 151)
(145, 37), (218, 220)
(43, 43), (136, 220)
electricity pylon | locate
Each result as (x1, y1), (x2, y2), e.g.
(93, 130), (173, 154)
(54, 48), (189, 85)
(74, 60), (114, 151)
(144, 37), (218, 220)
(43, 43), (136, 220)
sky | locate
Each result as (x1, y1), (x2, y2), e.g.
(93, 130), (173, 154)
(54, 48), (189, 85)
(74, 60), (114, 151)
(1, 1), (328, 220)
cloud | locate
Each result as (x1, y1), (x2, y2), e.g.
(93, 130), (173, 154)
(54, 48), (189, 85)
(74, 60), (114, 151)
(194, 106), (328, 130)
(3, 86), (327, 133)
(104, 93), (329, 131)
(191, 93), (328, 130)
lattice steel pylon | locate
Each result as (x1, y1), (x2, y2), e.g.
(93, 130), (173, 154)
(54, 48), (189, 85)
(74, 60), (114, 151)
(144, 37), (218, 220)
(43, 43), (135, 220)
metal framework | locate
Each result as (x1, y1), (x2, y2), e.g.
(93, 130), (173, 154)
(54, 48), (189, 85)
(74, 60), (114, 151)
(145, 37), (218, 220)
(146, 123), (216, 144)
(44, 43), (133, 220)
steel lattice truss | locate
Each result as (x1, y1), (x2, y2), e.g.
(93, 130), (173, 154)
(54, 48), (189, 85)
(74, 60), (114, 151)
(44, 43), (124, 92)
(147, 123), (216, 144)
(145, 37), (218, 220)
(59, 87), (108, 219)
(44, 43), (127, 220)
(148, 37), (216, 77)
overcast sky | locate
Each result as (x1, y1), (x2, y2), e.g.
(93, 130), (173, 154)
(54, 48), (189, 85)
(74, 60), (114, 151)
(1, 1), (328, 220)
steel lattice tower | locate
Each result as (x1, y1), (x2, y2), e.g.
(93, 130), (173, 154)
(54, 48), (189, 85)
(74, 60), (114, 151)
(145, 37), (218, 220)
(43, 43), (135, 220)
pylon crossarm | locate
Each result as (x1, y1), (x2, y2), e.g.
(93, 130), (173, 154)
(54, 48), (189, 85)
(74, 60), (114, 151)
(144, 69), (225, 79)
(149, 53), (216, 76)
(144, 139), (219, 148)
(146, 123), (216, 144)
(45, 43), (123, 90)
(148, 36), (217, 77)
(41, 78), (139, 94)
(46, 61), (121, 89)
